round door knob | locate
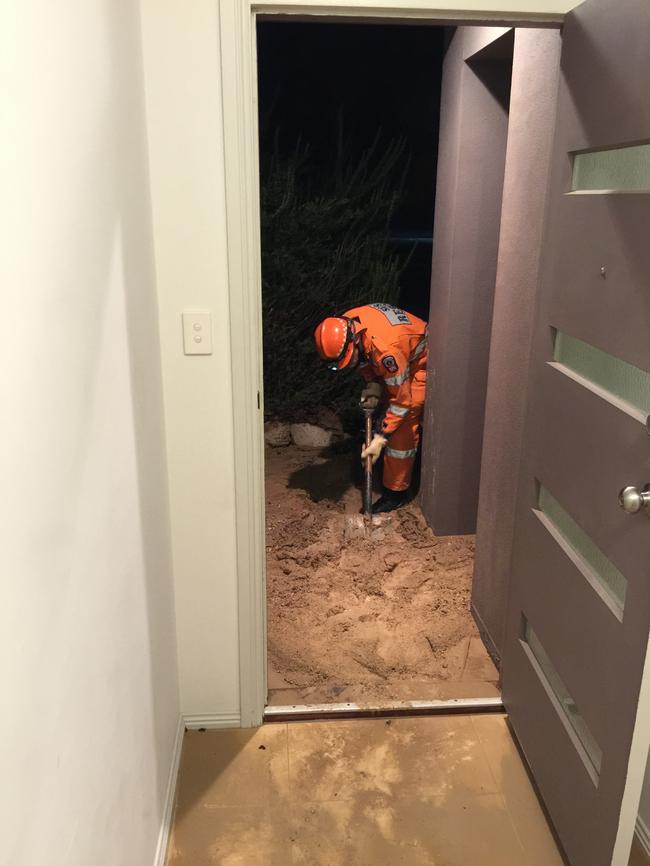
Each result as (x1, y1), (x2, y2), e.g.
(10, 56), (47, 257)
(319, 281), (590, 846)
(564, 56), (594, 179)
(618, 485), (650, 514)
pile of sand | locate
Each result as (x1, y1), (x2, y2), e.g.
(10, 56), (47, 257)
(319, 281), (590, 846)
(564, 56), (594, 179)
(266, 445), (478, 701)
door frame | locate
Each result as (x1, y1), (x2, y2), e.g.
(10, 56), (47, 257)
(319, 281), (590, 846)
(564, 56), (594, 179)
(218, 0), (566, 729)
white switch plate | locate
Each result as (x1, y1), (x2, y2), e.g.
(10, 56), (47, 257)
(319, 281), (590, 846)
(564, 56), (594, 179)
(182, 311), (213, 355)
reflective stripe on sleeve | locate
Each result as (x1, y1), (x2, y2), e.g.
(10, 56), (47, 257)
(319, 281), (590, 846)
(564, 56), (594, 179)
(388, 403), (409, 418)
(409, 325), (428, 363)
(384, 369), (409, 387)
(385, 446), (418, 459)
(410, 336), (427, 362)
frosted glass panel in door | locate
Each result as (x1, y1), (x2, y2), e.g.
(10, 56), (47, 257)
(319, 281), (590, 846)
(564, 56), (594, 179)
(571, 143), (650, 191)
(554, 331), (650, 416)
(522, 619), (603, 782)
(537, 485), (627, 615)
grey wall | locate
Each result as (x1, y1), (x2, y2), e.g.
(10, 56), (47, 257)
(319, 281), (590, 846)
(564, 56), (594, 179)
(472, 28), (561, 662)
(420, 26), (513, 537)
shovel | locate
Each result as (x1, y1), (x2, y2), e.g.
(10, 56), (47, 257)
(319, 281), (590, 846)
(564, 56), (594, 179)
(343, 406), (387, 541)
(362, 406), (374, 517)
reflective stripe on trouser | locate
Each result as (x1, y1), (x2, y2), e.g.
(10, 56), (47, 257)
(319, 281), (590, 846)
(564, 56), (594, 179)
(382, 402), (423, 492)
(382, 353), (427, 492)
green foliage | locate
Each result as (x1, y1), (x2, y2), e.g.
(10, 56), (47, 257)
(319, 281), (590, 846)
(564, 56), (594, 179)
(260, 132), (411, 421)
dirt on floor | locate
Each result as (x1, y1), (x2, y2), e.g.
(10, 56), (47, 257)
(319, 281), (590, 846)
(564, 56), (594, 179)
(266, 443), (489, 703)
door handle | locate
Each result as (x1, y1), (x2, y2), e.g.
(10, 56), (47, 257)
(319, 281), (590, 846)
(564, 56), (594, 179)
(618, 485), (650, 515)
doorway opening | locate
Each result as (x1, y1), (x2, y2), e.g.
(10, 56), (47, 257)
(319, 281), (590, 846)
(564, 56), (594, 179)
(258, 19), (514, 709)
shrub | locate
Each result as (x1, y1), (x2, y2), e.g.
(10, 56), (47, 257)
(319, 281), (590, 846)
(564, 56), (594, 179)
(260, 131), (411, 422)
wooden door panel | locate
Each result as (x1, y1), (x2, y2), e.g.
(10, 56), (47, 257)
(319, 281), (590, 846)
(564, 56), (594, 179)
(559, 3), (650, 150)
(549, 196), (650, 372)
(519, 511), (623, 747)
(506, 594), (645, 864)
(501, 1), (650, 863)
(506, 642), (607, 864)
(535, 363), (650, 579)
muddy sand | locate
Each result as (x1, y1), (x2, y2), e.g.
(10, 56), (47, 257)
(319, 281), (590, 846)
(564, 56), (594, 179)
(265, 444), (499, 704)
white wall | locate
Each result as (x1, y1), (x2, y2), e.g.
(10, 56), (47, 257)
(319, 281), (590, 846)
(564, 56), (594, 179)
(139, 0), (240, 720)
(1, 3), (179, 865)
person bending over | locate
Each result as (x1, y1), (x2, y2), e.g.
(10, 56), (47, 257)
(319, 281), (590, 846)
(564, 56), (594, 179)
(314, 302), (427, 513)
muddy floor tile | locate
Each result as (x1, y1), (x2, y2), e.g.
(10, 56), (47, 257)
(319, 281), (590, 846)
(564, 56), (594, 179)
(440, 635), (472, 678)
(266, 687), (308, 706)
(388, 715), (499, 795)
(290, 797), (422, 866)
(168, 805), (291, 866)
(290, 792), (527, 866)
(435, 680), (501, 699)
(175, 725), (289, 812)
(288, 719), (420, 803)
(288, 715), (497, 804)
(311, 679), (502, 702)
(629, 837), (650, 866)
(471, 715), (564, 866)
(462, 637), (500, 682)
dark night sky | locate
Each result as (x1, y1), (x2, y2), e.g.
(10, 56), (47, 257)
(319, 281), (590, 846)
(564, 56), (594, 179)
(256, 21), (445, 317)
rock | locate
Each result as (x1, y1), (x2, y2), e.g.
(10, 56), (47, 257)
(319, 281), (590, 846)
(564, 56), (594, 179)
(315, 407), (344, 433)
(383, 551), (402, 571)
(290, 423), (333, 449)
(264, 421), (291, 447)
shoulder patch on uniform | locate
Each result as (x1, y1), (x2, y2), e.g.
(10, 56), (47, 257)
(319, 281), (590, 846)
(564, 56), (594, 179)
(382, 355), (399, 373)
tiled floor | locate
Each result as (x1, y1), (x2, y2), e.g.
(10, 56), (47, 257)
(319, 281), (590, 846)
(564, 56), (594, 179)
(167, 713), (568, 866)
(631, 839), (650, 866)
(267, 635), (501, 706)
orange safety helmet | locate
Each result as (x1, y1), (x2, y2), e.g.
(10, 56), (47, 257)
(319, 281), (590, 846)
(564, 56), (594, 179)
(314, 316), (357, 371)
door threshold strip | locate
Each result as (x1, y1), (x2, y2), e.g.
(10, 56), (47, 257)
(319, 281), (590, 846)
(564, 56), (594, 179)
(263, 696), (504, 723)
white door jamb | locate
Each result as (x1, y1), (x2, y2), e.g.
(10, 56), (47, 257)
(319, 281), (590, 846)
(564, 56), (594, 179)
(217, 0), (565, 730)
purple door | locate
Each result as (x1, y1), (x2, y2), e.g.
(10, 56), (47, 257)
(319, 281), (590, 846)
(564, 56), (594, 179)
(501, 1), (650, 865)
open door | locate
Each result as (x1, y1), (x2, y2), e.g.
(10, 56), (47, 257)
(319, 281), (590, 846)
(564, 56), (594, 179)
(501, 1), (650, 865)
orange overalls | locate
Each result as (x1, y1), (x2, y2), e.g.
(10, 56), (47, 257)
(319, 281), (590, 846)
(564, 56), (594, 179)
(344, 303), (428, 492)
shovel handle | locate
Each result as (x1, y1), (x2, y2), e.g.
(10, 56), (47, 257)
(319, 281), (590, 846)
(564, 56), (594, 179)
(363, 409), (374, 516)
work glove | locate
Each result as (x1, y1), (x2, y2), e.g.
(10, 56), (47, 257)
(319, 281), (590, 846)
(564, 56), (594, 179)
(360, 382), (382, 410)
(361, 434), (387, 466)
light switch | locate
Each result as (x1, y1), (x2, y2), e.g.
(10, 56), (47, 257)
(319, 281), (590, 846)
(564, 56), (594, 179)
(182, 311), (213, 355)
